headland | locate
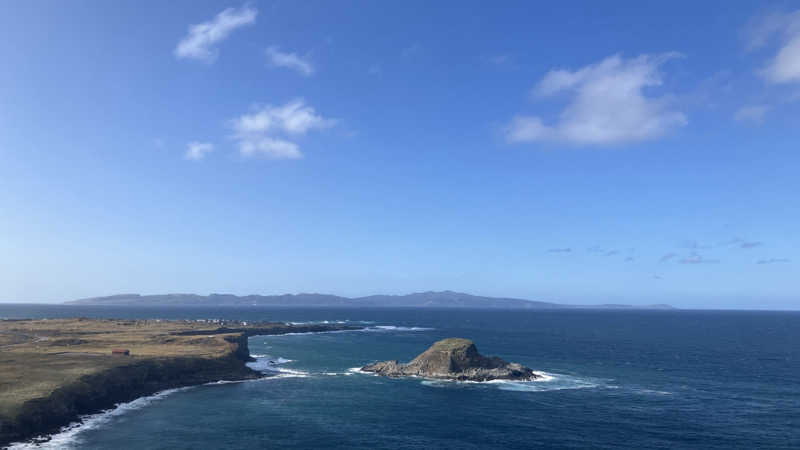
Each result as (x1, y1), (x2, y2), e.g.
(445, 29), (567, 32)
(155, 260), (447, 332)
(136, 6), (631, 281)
(0, 318), (361, 446)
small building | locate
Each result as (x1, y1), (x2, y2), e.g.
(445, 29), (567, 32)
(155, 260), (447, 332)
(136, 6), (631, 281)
(111, 348), (130, 356)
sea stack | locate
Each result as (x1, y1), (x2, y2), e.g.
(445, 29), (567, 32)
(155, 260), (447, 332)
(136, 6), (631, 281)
(361, 338), (539, 382)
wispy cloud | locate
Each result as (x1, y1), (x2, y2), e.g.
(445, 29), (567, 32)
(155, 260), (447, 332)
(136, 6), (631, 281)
(678, 253), (720, 264)
(746, 10), (800, 84)
(265, 46), (314, 76)
(231, 99), (335, 159)
(185, 141), (214, 161)
(734, 105), (769, 124)
(756, 258), (791, 264)
(740, 241), (763, 249)
(505, 53), (686, 145)
(604, 250), (619, 256)
(659, 253), (676, 263)
(547, 248), (572, 253)
(720, 237), (764, 249)
(680, 240), (713, 250)
(624, 256), (635, 262)
(175, 5), (257, 63)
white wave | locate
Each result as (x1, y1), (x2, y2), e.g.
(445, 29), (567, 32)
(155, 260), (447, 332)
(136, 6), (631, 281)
(268, 372), (308, 379)
(321, 371), (355, 376)
(246, 356), (308, 376)
(253, 324), (432, 338)
(6, 387), (191, 450)
(364, 325), (434, 332)
(632, 388), (673, 395)
(204, 379), (245, 386)
(267, 329), (353, 337)
(4, 363), (314, 450)
(416, 371), (604, 393)
(289, 320), (347, 325)
(531, 371), (555, 382)
(347, 366), (373, 375)
(492, 372), (601, 392)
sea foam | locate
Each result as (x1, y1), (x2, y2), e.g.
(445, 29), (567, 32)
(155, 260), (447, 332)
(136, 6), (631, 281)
(246, 355), (308, 377)
(6, 387), (192, 450)
(364, 325), (434, 332)
(415, 371), (607, 393)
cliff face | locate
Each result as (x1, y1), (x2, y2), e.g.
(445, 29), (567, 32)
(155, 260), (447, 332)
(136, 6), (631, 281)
(0, 333), (257, 446)
(361, 338), (539, 382)
(0, 319), (364, 447)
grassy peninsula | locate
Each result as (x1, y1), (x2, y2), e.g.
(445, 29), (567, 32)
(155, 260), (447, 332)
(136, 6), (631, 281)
(0, 318), (361, 446)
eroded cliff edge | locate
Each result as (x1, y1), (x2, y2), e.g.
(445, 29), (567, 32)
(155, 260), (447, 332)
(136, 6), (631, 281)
(362, 338), (539, 382)
(0, 319), (361, 447)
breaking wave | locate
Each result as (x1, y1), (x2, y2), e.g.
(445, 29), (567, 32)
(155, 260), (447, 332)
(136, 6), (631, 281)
(414, 371), (607, 393)
(261, 324), (433, 337)
(364, 325), (434, 332)
(6, 387), (192, 450)
(246, 355), (308, 377)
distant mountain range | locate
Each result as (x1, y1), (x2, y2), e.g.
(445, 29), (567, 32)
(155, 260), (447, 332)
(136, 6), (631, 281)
(66, 291), (674, 310)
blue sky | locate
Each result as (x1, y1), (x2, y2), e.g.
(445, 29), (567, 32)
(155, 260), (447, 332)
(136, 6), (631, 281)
(1, 1), (798, 309)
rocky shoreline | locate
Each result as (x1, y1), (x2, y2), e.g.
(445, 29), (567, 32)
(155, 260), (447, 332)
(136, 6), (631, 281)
(0, 321), (361, 447)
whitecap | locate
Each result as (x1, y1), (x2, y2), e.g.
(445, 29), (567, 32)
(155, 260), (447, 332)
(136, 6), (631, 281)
(632, 388), (673, 396)
(346, 366), (373, 375)
(492, 372), (601, 392)
(246, 356), (308, 376)
(6, 387), (191, 450)
(414, 371), (605, 393)
(364, 326), (434, 332)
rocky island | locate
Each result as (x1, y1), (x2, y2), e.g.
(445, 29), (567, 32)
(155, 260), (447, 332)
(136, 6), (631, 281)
(0, 318), (361, 446)
(361, 338), (540, 382)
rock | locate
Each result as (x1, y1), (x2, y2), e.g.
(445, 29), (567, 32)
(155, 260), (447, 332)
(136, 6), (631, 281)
(361, 338), (539, 382)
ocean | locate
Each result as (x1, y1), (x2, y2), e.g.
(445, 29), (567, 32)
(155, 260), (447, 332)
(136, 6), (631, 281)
(2, 305), (798, 449)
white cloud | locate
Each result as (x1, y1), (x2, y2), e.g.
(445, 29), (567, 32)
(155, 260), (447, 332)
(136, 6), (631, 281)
(506, 116), (551, 141)
(233, 99), (335, 135)
(239, 137), (301, 159)
(746, 11), (800, 84)
(175, 5), (257, 63)
(231, 99), (335, 159)
(764, 35), (800, 83)
(734, 105), (769, 124)
(265, 46), (314, 76)
(505, 53), (687, 146)
(185, 141), (214, 160)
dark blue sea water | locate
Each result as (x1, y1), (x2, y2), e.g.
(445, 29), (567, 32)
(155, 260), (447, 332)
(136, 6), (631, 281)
(2, 305), (799, 449)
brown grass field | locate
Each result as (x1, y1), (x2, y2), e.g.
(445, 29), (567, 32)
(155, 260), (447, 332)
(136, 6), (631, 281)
(0, 318), (245, 417)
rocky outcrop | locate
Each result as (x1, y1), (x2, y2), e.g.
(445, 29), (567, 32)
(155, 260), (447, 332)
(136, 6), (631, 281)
(361, 338), (539, 382)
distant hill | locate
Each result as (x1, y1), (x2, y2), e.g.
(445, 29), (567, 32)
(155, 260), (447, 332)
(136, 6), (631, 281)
(66, 291), (674, 310)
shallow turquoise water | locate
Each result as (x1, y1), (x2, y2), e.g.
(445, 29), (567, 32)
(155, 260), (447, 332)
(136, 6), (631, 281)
(3, 306), (799, 449)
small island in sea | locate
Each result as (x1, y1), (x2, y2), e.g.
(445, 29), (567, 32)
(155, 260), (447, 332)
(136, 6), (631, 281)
(362, 338), (540, 381)
(0, 318), (361, 446)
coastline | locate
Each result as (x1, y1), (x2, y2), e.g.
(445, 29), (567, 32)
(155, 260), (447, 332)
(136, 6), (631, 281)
(0, 320), (362, 447)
